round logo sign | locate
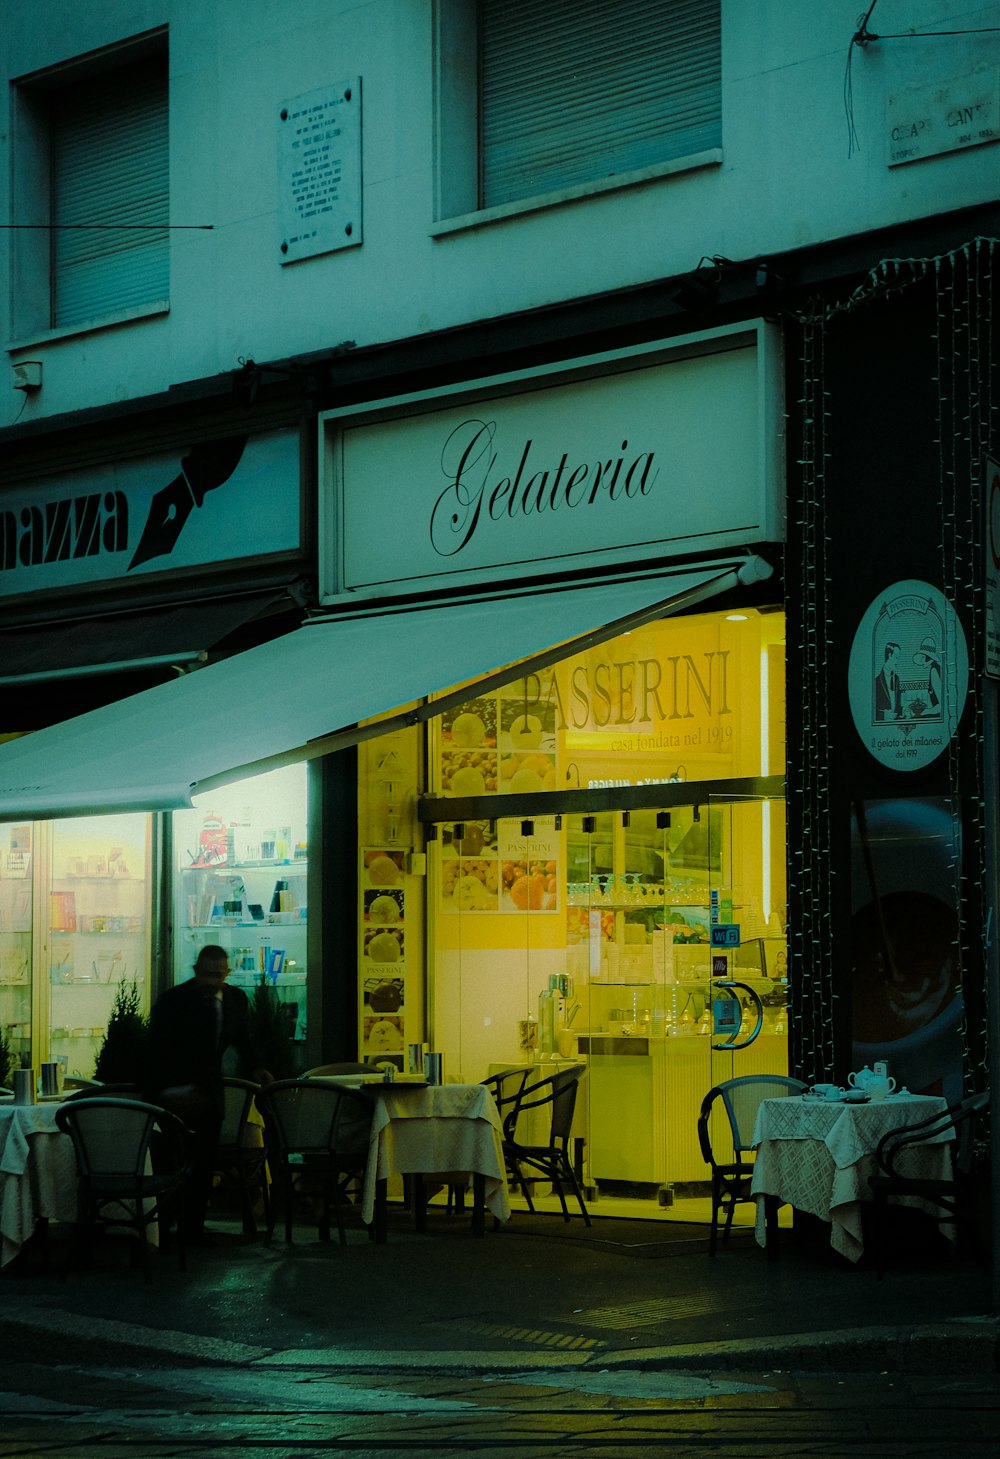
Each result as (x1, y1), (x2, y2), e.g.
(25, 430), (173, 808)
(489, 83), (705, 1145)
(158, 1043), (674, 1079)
(848, 580), (969, 771)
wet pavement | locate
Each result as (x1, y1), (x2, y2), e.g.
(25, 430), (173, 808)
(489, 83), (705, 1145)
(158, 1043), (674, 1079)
(1, 1205), (998, 1456)
(0, 1201), (997, 1370)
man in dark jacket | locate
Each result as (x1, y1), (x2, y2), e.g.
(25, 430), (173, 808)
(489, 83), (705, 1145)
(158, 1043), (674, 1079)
(145, 944), (257, 1244)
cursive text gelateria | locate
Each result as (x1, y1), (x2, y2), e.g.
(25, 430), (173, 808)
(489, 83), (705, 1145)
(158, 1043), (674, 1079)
(429, 420), (658, 557)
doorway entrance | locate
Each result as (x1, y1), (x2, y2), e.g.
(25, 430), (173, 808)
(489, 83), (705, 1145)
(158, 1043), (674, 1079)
(429, 791), (788, 1221)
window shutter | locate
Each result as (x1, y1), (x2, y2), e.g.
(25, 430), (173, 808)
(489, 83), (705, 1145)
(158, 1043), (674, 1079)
(51, 57), (168, 327)
(479, 0), (721, 209)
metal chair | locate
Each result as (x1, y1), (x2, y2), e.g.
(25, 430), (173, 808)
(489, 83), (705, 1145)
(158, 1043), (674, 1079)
(698, 1074), (808, 1256)
(213, 1077), (270, 1234)
(447, 1068), (532, 1218)
(256, 1077), (374, 1245)
(501, 1065), (591, 1225)
(302, 1063), (372, 1077)
(55, 1096), (192, 1279)
(869, 1088), (990, 1278)
(63, 1082), (145, 1101)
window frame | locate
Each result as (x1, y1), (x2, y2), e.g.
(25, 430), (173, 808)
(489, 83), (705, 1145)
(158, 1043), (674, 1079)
(432, 0), (722, 233)
(8, 28), (169, 346)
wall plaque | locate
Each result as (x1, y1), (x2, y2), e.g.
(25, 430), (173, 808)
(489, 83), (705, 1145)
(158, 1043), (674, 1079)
(887, 69), (1000, 167)
(277, 80), (362, 263)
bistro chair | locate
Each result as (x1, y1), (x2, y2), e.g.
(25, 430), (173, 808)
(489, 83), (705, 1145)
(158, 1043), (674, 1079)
(502, 1065), (591, 1225)
(698, 1074), (808, 1256)
(213, 1077), (270, 1235)
(55, 1096), (192, 1280)
(447, 1068), (532, 1218)
(63, 1082), (145, 1101)
(256, 1077), (375, 1246)
(868, 1088), (990, 1278)
(302, 1063), (372, 1077)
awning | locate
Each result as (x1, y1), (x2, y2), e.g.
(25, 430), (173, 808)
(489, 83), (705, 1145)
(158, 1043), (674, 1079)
(0, 555), (772, 820)
(0, 591), (293, 686)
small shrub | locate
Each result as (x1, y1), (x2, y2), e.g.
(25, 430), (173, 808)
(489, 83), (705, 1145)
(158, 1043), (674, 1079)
(94, 978), (149, 1084)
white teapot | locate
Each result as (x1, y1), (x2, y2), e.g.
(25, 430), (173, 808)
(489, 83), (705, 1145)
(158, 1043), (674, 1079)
(849, 1066), (896, 1098)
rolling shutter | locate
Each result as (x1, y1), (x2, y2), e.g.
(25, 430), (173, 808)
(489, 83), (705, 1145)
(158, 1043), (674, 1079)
(479, 0), (721, 209)
(51, 55), (169, 327)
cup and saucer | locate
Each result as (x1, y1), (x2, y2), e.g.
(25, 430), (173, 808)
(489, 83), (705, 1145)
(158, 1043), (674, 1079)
(806, 1083), (847, 1102)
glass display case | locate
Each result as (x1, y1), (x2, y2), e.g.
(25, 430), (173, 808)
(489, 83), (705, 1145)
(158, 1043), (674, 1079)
(0, 823), (33, 1076)
(0, 814), (153, 1082)
(172, 765), (308, 1051)
(48, 814), (152, 1080)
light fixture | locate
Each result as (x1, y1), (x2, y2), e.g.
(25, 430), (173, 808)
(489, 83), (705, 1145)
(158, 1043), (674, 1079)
(622, 811), (631, 828)
(582, 816), (596, 834)
(452, 823), (466, 842)
(521, 819), (534, 837)
(693, 805), (702, 823)
(726, 613), (748, 622)
(656, 812), (672, 830)
(554, 815), (563, 830)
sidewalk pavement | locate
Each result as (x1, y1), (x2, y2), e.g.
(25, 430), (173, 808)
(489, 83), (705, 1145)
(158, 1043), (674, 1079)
(1, 1203), (997, 1378)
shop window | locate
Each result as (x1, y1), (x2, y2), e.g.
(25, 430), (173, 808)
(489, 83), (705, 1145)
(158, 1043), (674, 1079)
(10, 35), (168, 338)
(434, 0), (722, 223)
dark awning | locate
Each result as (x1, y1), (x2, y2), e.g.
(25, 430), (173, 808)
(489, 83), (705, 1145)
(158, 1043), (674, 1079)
(0, 591), (292, 686)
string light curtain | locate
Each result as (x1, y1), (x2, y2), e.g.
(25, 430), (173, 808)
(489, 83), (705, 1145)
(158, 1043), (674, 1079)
(789, 238), (996, 1091)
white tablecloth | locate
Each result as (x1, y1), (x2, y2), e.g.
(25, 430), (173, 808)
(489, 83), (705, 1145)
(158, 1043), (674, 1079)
(358, 1083), (510, 1227)
(0, 1102), (78, 1267)
(750, 1093), (952, 1262)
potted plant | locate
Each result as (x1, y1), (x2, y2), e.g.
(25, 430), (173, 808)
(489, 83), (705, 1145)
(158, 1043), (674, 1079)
(246, 976), (298, 1082)
(94, 977), (149, 1084)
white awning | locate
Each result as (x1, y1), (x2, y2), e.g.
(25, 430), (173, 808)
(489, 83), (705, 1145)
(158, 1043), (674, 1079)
(0, 556), (772, 820)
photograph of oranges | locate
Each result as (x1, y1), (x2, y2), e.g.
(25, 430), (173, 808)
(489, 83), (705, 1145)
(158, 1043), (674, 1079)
(501, 858), (559, 912)
(498, 750), (557, 794)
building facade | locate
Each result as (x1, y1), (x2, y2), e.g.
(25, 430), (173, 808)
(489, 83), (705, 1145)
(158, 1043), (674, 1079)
(1, 2), (996, 1217)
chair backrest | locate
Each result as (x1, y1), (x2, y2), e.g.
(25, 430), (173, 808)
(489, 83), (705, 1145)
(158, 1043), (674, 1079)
(878, 1088), (990, 1178)
(219, 1077), (262, 1148)
(55, 1097), (188, 1180)
(64, 1083), (146, 1102)
(516, 1065), (587, 1146)
(700, 1074), (808, 1163)
(303, 1063), (371, 1077)
(257, 1078), (373, 1158)
(482, 1068), (531, 1136)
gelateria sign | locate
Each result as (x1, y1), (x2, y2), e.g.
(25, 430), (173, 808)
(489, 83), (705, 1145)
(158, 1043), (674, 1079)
(320, 323), (782, 601)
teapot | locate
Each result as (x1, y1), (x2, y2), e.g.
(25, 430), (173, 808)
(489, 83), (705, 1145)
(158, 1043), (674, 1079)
(849, 1065), (896, 1097)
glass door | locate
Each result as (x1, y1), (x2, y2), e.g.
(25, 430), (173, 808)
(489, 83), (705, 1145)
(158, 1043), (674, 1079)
(171, 764), (309, 1061)
(707, 794), (789, 1094)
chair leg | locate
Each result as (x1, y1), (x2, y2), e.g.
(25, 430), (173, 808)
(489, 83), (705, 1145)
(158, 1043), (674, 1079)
(708, 1177), (721, 1257)
(764, 1195), (780, 1261)
(557, 1155), (591, 1226)
(872, 1191), (887, 1280)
